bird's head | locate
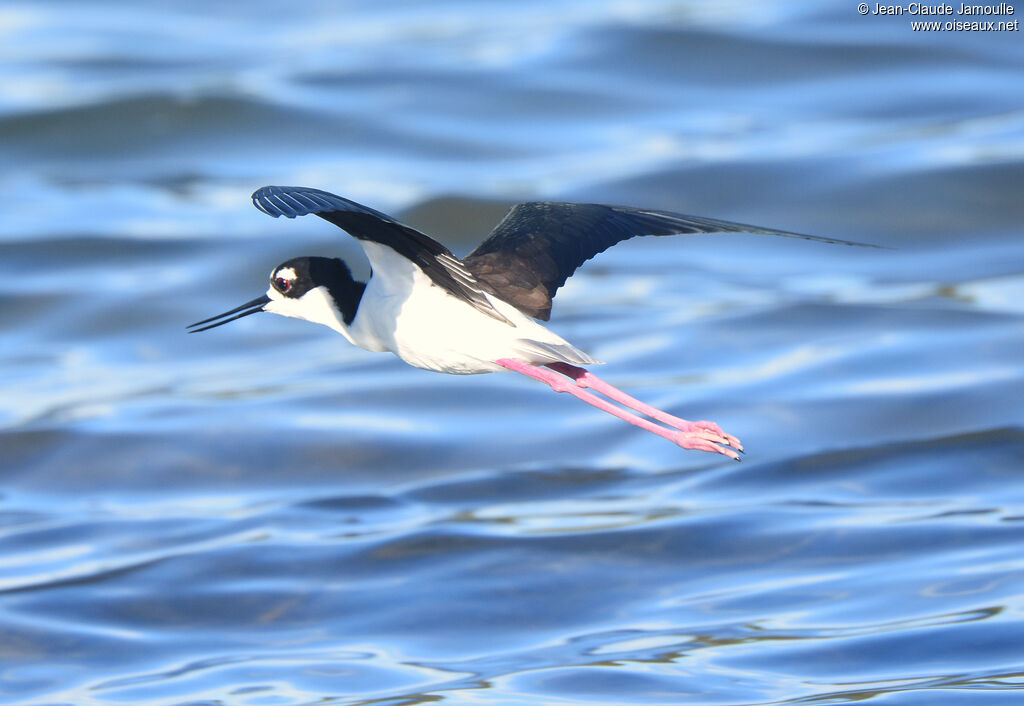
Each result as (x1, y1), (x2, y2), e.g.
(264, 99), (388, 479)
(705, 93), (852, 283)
(188, 256), (364, 334)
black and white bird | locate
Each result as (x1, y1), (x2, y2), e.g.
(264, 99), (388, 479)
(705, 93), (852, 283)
(190, 186), (875, 460)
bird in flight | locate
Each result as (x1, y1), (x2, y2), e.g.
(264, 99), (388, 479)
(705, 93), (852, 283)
(190, 186), (875, 460)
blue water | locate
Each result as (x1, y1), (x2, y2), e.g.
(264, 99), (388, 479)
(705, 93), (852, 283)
(3, 1), (1024, 704)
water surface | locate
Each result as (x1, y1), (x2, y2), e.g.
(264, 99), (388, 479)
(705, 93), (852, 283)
(2, 1), (1023, 704)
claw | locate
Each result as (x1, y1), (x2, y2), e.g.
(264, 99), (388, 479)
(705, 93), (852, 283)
(682, 420), (744, 453)
(672, 430), (742, 461)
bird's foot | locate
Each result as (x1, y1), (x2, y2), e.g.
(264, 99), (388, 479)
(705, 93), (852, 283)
(675, 420), (744, 455)
(670, 424), (743, 461)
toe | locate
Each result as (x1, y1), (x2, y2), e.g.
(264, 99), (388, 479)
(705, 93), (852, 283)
(690, 421), (743, 452)
(675, 433), (742, 461)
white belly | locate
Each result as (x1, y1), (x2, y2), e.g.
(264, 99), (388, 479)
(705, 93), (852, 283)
(348, 245), (598, 374)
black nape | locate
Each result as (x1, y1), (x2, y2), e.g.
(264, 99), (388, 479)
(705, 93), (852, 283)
(317, 257), (365, 325)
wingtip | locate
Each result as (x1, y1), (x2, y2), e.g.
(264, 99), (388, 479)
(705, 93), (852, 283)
(252, 186), (283, 218)
(250, 185), (385, 222)
(251, 185), (335, 219)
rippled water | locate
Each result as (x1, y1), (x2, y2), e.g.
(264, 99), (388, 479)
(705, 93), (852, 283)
(3, 1), (1024, 704)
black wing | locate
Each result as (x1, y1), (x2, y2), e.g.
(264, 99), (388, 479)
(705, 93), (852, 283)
(463, 202), (880, 321)
(252, 186), (512, 325)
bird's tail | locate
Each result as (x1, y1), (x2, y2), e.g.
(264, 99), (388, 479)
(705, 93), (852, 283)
(515, 339), (603, 367)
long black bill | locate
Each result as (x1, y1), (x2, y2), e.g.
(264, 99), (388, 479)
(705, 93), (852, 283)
(187, 295), (271, 333)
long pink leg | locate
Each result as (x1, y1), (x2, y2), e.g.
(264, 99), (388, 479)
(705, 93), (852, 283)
(495, 358), (740, 460)
(547, 362), (743, 453)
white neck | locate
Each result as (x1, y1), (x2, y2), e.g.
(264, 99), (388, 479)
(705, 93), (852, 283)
(263, 285), (361, 346)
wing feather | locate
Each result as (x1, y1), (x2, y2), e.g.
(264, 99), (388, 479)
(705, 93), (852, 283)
(252, 186), (512, 325)
(463, 202), (879, 320)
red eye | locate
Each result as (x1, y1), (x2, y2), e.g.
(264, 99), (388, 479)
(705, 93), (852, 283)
(274, 277), (292, 293)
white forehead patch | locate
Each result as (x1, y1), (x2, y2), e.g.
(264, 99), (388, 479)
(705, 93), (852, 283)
(273, 266), (298, 280)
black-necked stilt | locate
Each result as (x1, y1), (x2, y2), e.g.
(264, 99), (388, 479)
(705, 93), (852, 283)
(190, 186), (877, 460)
